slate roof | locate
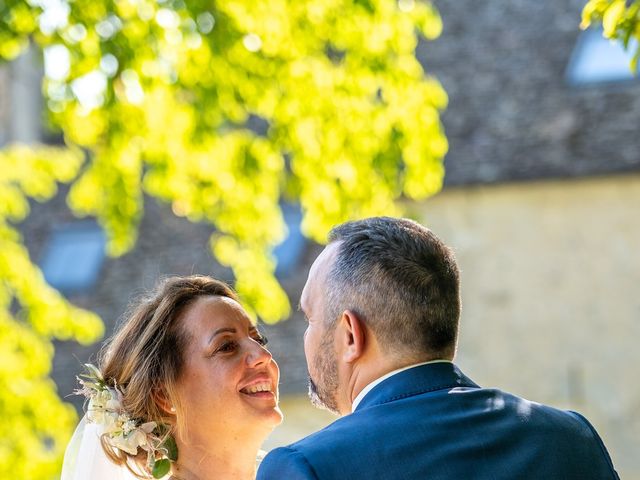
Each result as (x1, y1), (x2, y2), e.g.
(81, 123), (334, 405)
(425, 0), (640, 186)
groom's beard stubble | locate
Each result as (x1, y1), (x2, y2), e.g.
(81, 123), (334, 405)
(308, 331), (340, 415)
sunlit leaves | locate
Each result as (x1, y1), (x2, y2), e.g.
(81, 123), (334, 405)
(0, 313), (78, 477)
(0, 145), (82, 201)
(3, 0), (449, 324)
(0, 146), (103, 478)
(68, 140), (144, 255)
(0, 145), (104, 341)
(0, 1), (41, 60)
(582, 0), (640, 72)
(1, 2), (449, 475)
(602, 0), (627, 36)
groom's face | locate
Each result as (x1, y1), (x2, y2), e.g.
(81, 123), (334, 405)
(301, 243), (341, 414)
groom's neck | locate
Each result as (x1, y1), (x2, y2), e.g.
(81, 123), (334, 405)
(336, 353), (409, 415)
(338, 347), (448, 416)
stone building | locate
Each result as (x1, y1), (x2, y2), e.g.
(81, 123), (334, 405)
(3, 0), (639, 477)
(416, 1), (640, 477)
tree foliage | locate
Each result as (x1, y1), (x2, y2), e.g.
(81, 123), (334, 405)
(0, 0), (447, 477)
(0, 146), (103, 478)
(582, 0), (640, 72)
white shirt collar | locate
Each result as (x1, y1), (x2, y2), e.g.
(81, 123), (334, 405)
(351, 359), (453, 412)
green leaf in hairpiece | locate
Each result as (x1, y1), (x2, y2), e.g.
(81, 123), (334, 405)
(152, 458), (171, 478)
(162, 435), (179, 462)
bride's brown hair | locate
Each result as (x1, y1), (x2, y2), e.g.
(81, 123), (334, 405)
(97, 275), (238, 477)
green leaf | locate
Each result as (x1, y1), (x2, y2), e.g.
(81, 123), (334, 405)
(622, 22), (633, 47)
(631, 48), (640, 75)
(162, 435), (179, 462)
(152, 459), (171, 478)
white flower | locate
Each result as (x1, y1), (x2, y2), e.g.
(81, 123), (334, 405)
(77, 364), (175, 474)
(139, 422), (157, 433)
(102, 411), (121, 434)
(97, 389), (114, 406)
(110, 429), (148, 455)
(123, 419), (137, 435)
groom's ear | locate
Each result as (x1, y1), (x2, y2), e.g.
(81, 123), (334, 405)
(339, 309), (365, 363)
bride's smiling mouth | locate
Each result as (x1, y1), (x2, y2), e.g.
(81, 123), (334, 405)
(239, 380), (276, 399)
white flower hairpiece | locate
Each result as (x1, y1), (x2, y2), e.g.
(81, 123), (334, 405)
(76, 364), (178, 478)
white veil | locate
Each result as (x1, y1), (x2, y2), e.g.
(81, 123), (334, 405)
(62, 415), (139, 480)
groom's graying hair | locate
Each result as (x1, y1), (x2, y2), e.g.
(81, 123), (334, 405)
(326, 217), (461, 358)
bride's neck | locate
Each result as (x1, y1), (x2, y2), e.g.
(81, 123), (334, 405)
(172, 430), (263, 480)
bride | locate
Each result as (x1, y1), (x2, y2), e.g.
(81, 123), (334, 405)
(62, 275), (283, 479)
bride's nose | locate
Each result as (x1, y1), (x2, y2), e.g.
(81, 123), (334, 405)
(246, 340), (272, 367)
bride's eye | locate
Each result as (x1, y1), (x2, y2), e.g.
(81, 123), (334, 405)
(254, 334), (268, 346)
(215, 341), (238, 354)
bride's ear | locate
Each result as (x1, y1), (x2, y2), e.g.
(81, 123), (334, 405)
(339, 310), (366, 363)
(153, 388), (176, 417)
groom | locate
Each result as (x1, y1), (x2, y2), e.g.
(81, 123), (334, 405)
(257, 217), (619, 479)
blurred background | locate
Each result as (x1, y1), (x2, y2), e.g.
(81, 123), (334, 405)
(2, 0), (639, 478)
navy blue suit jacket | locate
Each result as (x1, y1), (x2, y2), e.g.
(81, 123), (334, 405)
(257, 363), (618, 479)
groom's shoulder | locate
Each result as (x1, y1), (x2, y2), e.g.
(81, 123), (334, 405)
(258, 444), (318, 479)
(258, 390), (619, 480)
(258, 413), (368, 480)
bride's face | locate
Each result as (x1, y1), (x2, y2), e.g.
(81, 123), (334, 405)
(173, 295), (282, 441)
